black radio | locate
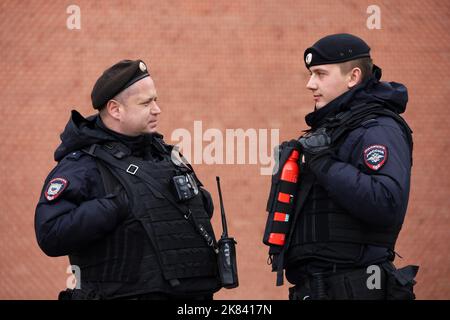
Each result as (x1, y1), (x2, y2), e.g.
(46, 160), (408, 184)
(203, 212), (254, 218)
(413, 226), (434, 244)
(216, 176), (239, 289)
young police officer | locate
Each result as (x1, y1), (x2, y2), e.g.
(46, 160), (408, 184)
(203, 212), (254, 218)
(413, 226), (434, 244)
(265, 34), (418, 300)
(35, 60), (221, 300)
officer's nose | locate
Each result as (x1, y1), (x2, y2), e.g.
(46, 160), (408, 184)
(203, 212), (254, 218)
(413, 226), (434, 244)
(151, 102), (161, 115)
(306, 75), (317, 91)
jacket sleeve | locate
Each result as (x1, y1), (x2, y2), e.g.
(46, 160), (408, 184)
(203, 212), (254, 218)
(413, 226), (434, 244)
(35, 155), (126, 257)
(312, 118), (412, 228)
(199, 187), (214, 218)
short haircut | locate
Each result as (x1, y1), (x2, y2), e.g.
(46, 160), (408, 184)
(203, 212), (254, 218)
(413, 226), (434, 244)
(339, 57), (373, 83)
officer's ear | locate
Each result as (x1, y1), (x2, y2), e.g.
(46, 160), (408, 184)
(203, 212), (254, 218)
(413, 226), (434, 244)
(347, 67), (362, 88)
(105, 99), (122, 120)
(347, 67), (362, 89)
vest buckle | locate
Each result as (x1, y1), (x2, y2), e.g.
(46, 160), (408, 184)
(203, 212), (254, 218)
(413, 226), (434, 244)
(184, 209), (192, 220)
(126, 164), (139, 175)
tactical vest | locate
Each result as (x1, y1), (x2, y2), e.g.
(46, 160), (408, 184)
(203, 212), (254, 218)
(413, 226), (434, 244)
(288, 103), (413, 255)
(70, 139), (219, 289)
(288, 179), (400, 254)
(269, 103), (413, 285)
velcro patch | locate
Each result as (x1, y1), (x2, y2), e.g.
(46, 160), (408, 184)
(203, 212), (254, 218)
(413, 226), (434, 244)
(45, 178), (69, 201)
(364, 145), (388, 171)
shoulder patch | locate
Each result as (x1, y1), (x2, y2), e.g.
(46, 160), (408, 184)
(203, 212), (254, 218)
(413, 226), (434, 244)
(45, 178), (69, 201)
(364, 145), (388, 171)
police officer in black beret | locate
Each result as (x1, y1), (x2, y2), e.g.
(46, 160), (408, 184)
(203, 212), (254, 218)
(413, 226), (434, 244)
(35, 60), (222, 300)
(264, 34), (419, 299)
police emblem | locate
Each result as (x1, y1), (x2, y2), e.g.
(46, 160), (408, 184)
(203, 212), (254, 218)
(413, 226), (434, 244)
(139, 61), (147, 72)
(306, 53), (313, 65)
(364, 145), (388, 171)
(45, 178), (69, 201)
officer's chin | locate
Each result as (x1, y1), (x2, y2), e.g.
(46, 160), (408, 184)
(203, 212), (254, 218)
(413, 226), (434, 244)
(146, 127), (158, 134)
(316, 97), (331, 109)
(147, 122), (159, 133)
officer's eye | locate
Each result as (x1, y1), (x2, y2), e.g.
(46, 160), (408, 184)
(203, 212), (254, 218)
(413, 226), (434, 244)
(142, 99), (153, 106)
(143, 97), (157, 105)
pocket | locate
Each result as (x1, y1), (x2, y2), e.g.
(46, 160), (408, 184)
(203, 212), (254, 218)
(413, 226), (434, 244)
(383, 263), (419, 300)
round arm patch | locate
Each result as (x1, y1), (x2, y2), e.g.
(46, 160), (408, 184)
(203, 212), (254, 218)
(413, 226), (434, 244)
(364, 145), (388, 171)
(45, 177), (69, 201)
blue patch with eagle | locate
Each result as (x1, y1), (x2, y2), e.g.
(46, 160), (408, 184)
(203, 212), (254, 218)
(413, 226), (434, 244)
(45, 177), (69, 201)
(364, 145), (388, 171)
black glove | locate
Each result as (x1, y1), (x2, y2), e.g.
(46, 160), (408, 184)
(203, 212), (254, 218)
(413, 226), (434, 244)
(279, 139), (303, 151)
(299, 128), (335, 174)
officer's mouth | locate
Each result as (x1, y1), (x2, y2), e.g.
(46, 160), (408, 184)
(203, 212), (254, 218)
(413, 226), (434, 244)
(313, 94), (322, 102)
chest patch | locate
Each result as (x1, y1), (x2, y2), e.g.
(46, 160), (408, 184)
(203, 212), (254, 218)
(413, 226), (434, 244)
(364, 145), (388, 171)
(45, 177), (69, 201)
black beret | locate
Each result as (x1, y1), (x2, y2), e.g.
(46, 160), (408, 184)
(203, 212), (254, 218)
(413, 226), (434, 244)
(304, 33), (371, 69)
(91, 59), (150, 109)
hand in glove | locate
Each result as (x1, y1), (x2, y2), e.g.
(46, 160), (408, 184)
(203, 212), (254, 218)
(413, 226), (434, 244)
(299, 127), (335, 175)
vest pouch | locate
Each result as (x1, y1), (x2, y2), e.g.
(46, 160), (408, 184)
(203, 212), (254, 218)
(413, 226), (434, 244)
(263, 141), (301, 246)
(266, 142), (298, 211)
(382, 262), (419, 300)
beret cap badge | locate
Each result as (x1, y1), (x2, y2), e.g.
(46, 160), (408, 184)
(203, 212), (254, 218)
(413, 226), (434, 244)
(305, 53), (313, 65)
(139, 61), (147, 72)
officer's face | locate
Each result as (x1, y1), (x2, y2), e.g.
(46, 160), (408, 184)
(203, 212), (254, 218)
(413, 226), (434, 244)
(306, 64), (352, 109)
(118, 77), (161, 135)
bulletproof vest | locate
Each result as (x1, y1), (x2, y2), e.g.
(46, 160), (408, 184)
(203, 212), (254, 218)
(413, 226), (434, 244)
(70, 139), (218, 287)
(288, 179), (401, 255)
(286, 103), (412, 264)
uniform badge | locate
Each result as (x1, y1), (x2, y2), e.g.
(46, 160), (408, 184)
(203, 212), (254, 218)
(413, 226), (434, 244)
(139, 61), (147, 72)
(45, 178), (69, 201)
(305, 53), (313, 65)
(364, 145), (388, 171)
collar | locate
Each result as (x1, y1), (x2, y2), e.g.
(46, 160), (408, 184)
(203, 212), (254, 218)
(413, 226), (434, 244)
(305, 65), (383, 128)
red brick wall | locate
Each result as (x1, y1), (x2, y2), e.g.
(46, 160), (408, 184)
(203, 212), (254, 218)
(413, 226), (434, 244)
(0, 0), (448, 299)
